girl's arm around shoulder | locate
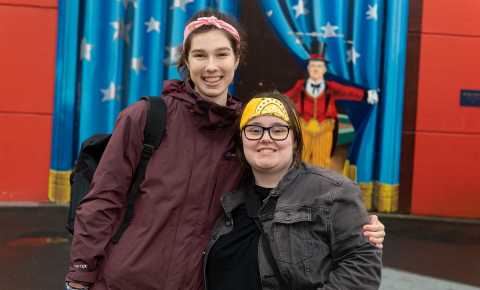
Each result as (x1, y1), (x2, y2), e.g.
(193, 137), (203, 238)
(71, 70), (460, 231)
(322, 181), (382, 290)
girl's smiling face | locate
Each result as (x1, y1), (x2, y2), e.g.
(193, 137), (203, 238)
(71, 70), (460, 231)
(187, 30), (239, 106)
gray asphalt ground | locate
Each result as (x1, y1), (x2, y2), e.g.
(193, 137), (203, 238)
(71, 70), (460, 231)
(0, 204), (479, 289)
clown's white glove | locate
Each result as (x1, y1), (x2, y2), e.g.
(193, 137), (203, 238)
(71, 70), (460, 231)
(367, 89), (379, 105)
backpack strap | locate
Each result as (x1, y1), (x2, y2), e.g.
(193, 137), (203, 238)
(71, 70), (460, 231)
(111, 96), (167, 244)
(142, 96), (167, 149)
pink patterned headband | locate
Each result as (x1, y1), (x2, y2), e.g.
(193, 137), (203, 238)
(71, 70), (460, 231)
(183, 16), (241, 47)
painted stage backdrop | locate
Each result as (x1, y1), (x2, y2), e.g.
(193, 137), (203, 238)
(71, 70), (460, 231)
(50, 0), (409, 212)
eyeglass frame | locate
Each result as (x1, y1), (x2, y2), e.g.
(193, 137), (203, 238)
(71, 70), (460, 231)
(242, 125), (291, 141)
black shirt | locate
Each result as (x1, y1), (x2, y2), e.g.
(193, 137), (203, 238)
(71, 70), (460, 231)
(206, 185), (271, 290)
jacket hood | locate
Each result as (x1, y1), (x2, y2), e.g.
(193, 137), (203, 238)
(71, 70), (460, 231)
(162, 80), (242, 128)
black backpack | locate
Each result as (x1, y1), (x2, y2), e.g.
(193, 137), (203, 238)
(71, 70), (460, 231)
(66, 96), (167, 244)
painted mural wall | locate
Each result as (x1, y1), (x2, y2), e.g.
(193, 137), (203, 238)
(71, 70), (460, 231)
(0, 0), (478, 220)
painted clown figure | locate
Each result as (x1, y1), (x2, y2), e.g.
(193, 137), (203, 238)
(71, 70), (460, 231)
(285, 44), (378, 168)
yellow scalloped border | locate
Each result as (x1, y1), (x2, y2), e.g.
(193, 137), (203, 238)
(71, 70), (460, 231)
(48, 169), (71, 204)
(343, 161), (399, 212)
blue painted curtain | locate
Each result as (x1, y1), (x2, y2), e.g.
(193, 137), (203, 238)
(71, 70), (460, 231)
(49, 0), (238, 203)
(260, 0), (409, 211)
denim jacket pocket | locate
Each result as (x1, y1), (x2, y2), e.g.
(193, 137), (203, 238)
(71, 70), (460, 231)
(272, 206), (318, 264)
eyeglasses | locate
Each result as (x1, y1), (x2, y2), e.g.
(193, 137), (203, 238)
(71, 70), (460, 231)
(243, 125), (290, 141)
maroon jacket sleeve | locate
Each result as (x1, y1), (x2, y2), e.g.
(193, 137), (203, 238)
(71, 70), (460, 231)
(327, 80), (366, 102)
(284, 80), (305, 113)
(66, 101), (148, 284)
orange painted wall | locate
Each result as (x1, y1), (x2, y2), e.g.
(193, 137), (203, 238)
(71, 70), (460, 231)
(0, 1), (57, 201)
(410, 0), (480, 218)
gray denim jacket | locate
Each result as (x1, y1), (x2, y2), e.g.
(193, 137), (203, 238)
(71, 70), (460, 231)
(204, 163), (382, 290)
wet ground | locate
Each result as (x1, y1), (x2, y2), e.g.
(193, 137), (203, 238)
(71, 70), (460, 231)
(0, 205), (70, 289)
(0, 205), (479, 290)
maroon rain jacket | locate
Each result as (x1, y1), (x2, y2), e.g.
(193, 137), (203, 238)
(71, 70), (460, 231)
(66, 80), (244, 290)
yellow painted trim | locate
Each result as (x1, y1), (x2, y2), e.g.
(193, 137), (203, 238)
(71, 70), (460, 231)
(349, 165), (357, 182)
(48, 169), (71, 204)
(342, 160), (350, 177)
(359, 182), (374, 210)
(373, 182), (399, 212)
(341, 163), (399, 212)
(342, 160), (357, 182)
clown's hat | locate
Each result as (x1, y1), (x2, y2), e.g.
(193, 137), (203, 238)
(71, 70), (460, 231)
(309, 42), (328, 62)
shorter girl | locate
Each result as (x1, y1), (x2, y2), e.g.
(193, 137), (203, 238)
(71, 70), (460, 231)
(205, 92), (382, 290)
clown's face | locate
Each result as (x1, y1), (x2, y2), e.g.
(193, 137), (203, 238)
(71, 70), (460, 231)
(307, 60), (327, 82)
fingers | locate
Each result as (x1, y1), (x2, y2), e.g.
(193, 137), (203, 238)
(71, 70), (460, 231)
(364, 230), (385, 239)
(368, 236), (384, 245)
(364, 233), (384, 249)
(363, 214), (386, 249)
(363, 215), (385, 232)
(373, 242), (383, 249)
(368, 214), (380, 225)
(363, 224), (381, 232)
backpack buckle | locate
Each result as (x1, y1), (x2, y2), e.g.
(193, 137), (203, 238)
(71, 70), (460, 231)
(142, 144), (155, 158)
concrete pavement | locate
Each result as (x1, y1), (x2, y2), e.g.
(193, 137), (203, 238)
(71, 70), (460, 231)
(381, 268), (479, 290)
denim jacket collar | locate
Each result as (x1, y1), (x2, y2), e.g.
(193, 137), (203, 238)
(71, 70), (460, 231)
(220, 163), (306, 216)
